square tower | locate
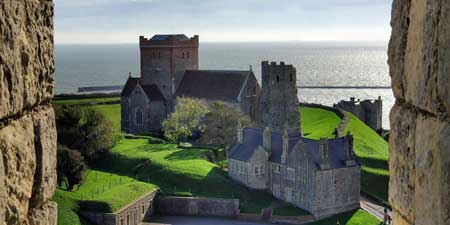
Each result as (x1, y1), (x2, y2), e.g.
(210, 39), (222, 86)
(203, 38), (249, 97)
(259, 61), (300, 133)
(139, 34), (199, 102)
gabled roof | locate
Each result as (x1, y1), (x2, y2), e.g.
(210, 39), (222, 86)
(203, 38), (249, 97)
(141, 84), (166, 102)
(229, 128), (359, 169)
(175, 70), (251, 101)
(121, 77), (140, 97)
(150, 34), (189, 41)
(121, 77), (166, 102)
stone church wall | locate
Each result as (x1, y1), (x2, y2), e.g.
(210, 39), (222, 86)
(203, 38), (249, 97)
(0, 1), (57, 224)
(388, 0), (450, 224)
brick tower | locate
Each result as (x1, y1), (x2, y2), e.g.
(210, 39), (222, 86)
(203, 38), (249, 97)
(139, 34), (199, 103)
(259, 61), (300, 133)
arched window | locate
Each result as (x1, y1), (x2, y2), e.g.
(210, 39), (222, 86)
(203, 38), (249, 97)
(135, 109), (143, 125)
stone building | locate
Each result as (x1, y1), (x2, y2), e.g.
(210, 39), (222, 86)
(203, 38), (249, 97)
(121, 34), (260, 134)
(228, 62), (360, 218)
(334, 97), (382, 131)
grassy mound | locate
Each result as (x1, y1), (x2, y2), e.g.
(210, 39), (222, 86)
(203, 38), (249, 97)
(300, 107), (342, 140)
(343, 113), (389, 203)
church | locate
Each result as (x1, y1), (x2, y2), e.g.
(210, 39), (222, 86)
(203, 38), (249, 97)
(121, 34), (260, 134)
(228, 62), (361, 218)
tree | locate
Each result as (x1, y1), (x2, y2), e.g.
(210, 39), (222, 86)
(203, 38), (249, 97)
(57, 145), (86, 190)
(162, 97), (210, 141)
(200, 101), (254, 147)
(74, 107), (115, 161)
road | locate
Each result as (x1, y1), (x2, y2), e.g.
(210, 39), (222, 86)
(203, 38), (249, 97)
(360, 196), (392, 222)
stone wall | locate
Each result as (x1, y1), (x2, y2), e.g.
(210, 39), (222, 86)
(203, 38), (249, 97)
(155, 196), (239, 217)
(388, 0), (450, 225)
(0, 1), (57, 225)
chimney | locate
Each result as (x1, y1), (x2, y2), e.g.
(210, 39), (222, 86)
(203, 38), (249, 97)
(236, 120), (243, 144)
(281, 129), (289, 164)
(263, 127), (271, 150)
(344, 134), (356, 166)
(319, 137), (330, 170)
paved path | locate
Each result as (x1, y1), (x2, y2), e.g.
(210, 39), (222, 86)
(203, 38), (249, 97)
(142, 216), (276, 225)
(360, 196), (392, 222)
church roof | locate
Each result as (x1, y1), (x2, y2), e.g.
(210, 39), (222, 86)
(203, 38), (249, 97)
(140, 84), (166, 102)
(229, 128), (358, 169)
(121, 77), (166, 101)
(175, 70), (251, 101)
(121, 77), (140, 97)
(150, 34), (189, 41)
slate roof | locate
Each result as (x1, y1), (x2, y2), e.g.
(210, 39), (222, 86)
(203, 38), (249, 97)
(229, 128), (358, 169)
(150, 34), (189, 41)
(121, 77), (166, 102)
(175, 70), (251, 101)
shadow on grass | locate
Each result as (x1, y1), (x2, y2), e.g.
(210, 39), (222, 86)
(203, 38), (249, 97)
(306, 210), (384, 225)
(356, 156), (389, 203)
(163, 148), (210, 161)
(93, 151), (289, 214)
(357, 156), (389, 170)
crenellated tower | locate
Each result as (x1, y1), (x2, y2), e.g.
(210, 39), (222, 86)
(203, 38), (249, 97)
(139, 34), (199, 104)
(258, 61), (300, 133)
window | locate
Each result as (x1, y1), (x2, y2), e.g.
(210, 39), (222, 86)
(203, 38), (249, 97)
(120, 217), (124, 225)
(290, 73), (293, 81)
(276, 75), (280, 82)
(255, 166), (265, 176)
(182, 52), (185, 58)
(134, 210), (137, 225)
(126, 214), (130, 225)
(135, 109), (143, 125)
(158, 52), (161, 59)
(187, 51), (190, 59)
(273, 164), (281, 173)
(287, 168), (295, 181)
(253, 87), (256, 95)
(273, 184), (280, 197)
(142, 204), (145, 215)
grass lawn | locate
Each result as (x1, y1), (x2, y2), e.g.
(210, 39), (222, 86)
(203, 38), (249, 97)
(343, 113), (389, 203)
(53, 97), (119, 105)
(300, 107), (342, 140)
(94, 104), (121, 134)
(308, 210), (382, 225)
(52, 170), (157, 224)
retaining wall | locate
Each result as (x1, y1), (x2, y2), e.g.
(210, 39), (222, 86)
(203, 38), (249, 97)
(81, 190), (158, 225)
(155, 196), (239, 217)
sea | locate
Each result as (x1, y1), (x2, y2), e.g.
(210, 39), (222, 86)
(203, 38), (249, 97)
(55, 42), (394, 128)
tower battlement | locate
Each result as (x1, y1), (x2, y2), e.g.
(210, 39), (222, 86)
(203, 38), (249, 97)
(139, 35), (199, 48)
(259, 61), (300, 132)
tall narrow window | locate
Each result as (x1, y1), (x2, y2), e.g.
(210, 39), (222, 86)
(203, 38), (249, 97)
(158, 52), (161, 59)
(136, 109), (143, 125)
(290, 73), (293, 81)
(182, 52), (185, 58)
(187, 51), (190, 59)
(276, 76), (280, 82)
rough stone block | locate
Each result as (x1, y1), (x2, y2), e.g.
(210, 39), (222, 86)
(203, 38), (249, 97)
(389, 0), (450, 118)
(26, 201), (57, 225)
(389, 102), (416, 224)
(29, 106), (57, 208)
(0, 115), (36, 225)
(0, 0), (55, 120)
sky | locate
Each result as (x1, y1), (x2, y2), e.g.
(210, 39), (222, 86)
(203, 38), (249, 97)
(55, 0), (392, 44)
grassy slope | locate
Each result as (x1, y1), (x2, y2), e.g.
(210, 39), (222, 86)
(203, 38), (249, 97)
(344, 113), (389, 203)
(301, 107), (341, 140)
(307, 210), (382, 225)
